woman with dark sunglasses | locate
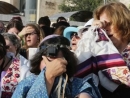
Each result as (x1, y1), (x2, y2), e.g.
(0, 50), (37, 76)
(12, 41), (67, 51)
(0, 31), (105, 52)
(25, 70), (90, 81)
(63, 25), (91, 51)
(12, 35), (101, 98)
(70, 31), (81, 51)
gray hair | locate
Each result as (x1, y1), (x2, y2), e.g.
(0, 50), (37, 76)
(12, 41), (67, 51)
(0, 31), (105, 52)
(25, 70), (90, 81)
(1, 33), (21, 55)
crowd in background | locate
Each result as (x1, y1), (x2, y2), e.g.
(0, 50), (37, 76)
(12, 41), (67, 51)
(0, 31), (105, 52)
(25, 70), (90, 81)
(0, 1), (130, 98)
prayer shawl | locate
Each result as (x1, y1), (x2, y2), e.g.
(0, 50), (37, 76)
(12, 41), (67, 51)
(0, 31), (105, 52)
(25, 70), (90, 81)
(121, 43), (130, 69)
(74, 26), (130, 87)
(0, 54), (31, 98)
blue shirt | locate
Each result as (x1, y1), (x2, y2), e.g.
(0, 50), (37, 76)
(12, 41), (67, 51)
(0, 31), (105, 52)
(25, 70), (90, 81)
(12, 70), (101, 98)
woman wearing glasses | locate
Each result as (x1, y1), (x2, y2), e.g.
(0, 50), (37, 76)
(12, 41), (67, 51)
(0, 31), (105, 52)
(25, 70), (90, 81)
(19, 24), (44, 59)
(63, 26), (80, 51)
(1, 33), (21, 57)
(63, 24), (92, 51)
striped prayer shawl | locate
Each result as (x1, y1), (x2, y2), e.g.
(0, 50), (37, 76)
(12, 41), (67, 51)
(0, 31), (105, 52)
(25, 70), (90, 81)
(74, 26), (130, 86)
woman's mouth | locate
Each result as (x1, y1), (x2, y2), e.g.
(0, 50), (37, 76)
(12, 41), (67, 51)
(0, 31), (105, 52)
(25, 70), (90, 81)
(108, 34), (113, 38)
(27, 40), (31, 42)
(72, 43), (76, 46)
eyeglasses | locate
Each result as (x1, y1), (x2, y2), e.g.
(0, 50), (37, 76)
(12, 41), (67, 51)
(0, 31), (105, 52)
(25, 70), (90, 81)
(70, 32), (80, 39)
(25, 32), (37, 37)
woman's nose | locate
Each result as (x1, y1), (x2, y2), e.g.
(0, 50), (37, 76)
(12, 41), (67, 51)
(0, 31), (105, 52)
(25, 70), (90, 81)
(71, 36), (77, 41)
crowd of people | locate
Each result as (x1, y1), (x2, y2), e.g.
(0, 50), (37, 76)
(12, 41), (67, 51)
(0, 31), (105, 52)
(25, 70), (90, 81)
(0, 1), (130, 98)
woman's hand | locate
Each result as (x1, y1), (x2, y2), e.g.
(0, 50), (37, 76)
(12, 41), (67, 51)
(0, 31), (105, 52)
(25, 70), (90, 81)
(92, 20), (107, 28)
(18, 26), (35, 38)
(18, 27), (27, 38)
(42, 56), (67, 95)
(25, 26), (35, 33)
(42, 56), (67, 79)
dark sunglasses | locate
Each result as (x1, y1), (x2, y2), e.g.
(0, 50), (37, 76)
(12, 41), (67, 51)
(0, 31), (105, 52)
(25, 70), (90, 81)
(70, 32), (80, 39)
(25, 32), (37, 37)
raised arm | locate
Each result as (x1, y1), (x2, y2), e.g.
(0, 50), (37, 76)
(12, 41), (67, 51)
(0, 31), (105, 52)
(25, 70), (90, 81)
(42, 56), (67, 95)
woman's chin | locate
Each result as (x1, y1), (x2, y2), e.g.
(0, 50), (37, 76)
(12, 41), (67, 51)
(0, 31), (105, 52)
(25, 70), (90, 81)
(71, 46), (77, 51)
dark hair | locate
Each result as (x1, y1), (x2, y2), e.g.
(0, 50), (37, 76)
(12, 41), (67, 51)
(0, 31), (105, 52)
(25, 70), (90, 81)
(41, 26), (53, 37)
(30, 36), (78, 78)
(1, 33), (21, 55)
(54, 26), (66, 36)
(6, 20), (23, 33)
(38, 16), (51, 27)
(11, 17), (23, 25)
(57, 17), (67, 23)
(0, 34), (6, 59)
(55, 21), (70, 30)
(0, 21), (5, 34)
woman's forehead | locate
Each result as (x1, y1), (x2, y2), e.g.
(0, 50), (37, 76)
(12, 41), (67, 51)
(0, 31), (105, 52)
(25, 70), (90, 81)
(26, 26), (35, 30)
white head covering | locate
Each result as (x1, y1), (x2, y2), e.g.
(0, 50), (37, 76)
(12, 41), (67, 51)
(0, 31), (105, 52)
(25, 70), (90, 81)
(84, 18), (94, 27)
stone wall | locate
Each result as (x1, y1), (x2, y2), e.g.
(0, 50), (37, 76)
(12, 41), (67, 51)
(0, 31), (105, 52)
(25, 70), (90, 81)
(0, 0), (10, 3)
(11, 0), (20, 9)
(37, 0), (63, 20)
